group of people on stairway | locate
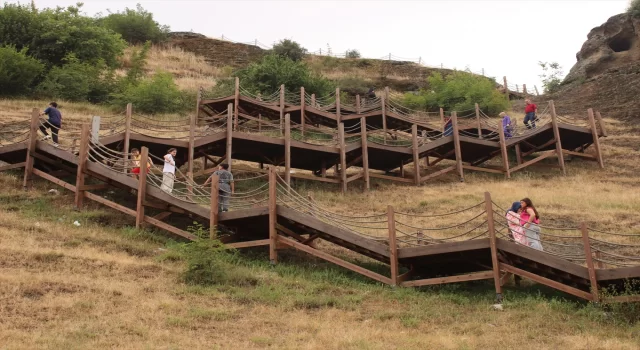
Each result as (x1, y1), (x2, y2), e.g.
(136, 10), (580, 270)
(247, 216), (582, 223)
(500, 99), (538, 139)
(505, 198), (543, 251)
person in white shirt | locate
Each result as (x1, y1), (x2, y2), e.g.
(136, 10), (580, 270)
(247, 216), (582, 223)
(161, 148), (177, 193)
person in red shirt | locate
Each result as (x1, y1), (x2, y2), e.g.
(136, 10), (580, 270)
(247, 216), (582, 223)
(524, 99), (537, 129)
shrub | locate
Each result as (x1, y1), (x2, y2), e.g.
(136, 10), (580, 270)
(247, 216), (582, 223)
(272, 39), (307, 62)
(236, 54), (334, 96)
(403, 71), (509, 114)
(337, 77), (370, 95)
(345, 49), (361, 59)
(111, 71), (192, 114)
(628, 0), (640, 17)
(0, 46), (45, 96)
(37, 56), (116, 103)
(101, 4), (170, 44)
(539, 61), (564, 93)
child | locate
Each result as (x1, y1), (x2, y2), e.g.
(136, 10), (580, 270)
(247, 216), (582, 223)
(499, 112), (513, 138)
(130, 148), (152, 178)
(161, 148), (177, 193)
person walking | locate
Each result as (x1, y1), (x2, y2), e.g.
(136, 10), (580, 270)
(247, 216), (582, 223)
(39, 102), (62, 147)
(203, 164), (235, 212)
(500, 112), (513, 138)
(520, 198), (543, 251)
(161, 148), (177, 193)
(523, 99), (537, 129)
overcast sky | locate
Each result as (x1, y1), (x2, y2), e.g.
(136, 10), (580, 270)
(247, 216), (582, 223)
(27, 0), (629, 90)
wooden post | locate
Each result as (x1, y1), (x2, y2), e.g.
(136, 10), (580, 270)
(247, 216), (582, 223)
(279, 84), (285, 128)
(595, 111), (607, 137)
(581, 223), (599, 302)
(135, 147), (149, 229)
(339, 123), (347, 193)
(498, 121), (511, 179)
(516, 84), (519, 93)
(22, 108), (39, 190)
(74, 124), (90, 210)
(284, 113), (291, 187)
(258, 113), (262, 132)
(387, 205), (399, 286)
(515, 143), (523, 165)
(335, 87), (341, 127)
(91, 116), (100, 144)
(356, 95), (361, 114)
(360, 116), (370, 191)
(226, 103), (233, 172)
(549, 101), (566, 175)
(321, 159), (327, 178)
(534, 85), (540, 96)
(268, 166), (278, 264)
(451, 112), (464, 182)
(523, 84), (528, 96)
(311, 94), (316, 108)
(188, 104), (196, 195)
(300, 87), (305, 137)
(411, 124), (420, 185)
(123, 103), (132, 174)
(594, 250), (604, 269)
(587, 108), (604, 168)
(503, 76), (509, 100)
(485, 192), (503, 302)
(381, 95), (387, 144)
(475, 103), (482, 138)
(210, 174), (219, 239)
(439, 108), (445, 132)
(234, 77), (240, 131)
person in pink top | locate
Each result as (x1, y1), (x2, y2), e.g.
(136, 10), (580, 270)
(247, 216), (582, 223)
(520, 198), (543, 251)
(505, 201), (527, 245)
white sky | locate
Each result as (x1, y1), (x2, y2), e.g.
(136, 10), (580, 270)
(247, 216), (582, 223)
(26, 0), (630, 90)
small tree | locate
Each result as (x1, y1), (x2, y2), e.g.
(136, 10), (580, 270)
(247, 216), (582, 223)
(628, 0), (640, 17)
(0, 46), (45, 96)
(539, 61), (564, 93)
(111, 72), (192, 114)
(345, 49), (361, 59)
(272, 39), (307, 62)
(101, 4), (170, 44)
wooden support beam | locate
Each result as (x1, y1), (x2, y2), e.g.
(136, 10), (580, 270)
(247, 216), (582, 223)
(500, 263), (593, 301)
(439, 107), (445, 132)
(388, 205), (399, 286)
(587, 108), (604, 168)
(498, 120), (511, 179)
(33, 169), (76, 193)
(153, 212), (172, 221)
(360, 116), (370, 191)
(85, 191), (134, 215)
(381, 95), (387, 144)
(74, 124), (90, 210)
(462, 164), (504, 174)
(411, 124), (420, 186)
(226, 239), (271, 249)
(595, 111), (607, 137)
(515, 143), (522, 165)
(520, 138), (557, 158)
(188, 96), (197, 195)
(335, 87), (341, 127)
(311, 94), (316, 108)
(451, 111), (464, 181)
(284, 113), (291, 186)
(258, 113), (262, 132)
(475, 103), (482, 138)
(401, 271), (494, 287)
(486, 192), (503, 302)
(123, 103), (132, 174)
(510, 151), (554, 173)
(226, 103), (233, 172)
(563, 150), (596, 159)
(0, 162), (26, 172)
(234, 77), (240, 131)
(268, 166), (278, 264)
(22, 108), (39, 190)
(420, 165), (457, 182)
(338, 123), (347, 193)
(276, 224), (309, 244)
(79, 183), (111, 191)
(300, 86), (305, 137)
(581, 223), (599, 302)
(279, 84), (285, 128)
(549, 101), (566, 175)
(135, 147), (149, 229)
(355, 95), (361, 114)
(144, 216), (198, 241)
(210, 174), (219, 239)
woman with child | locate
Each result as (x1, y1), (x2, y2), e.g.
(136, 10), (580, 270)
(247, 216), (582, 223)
(505, 198), (543, 251)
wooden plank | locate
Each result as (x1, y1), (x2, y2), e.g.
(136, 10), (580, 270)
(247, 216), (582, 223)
(268, 166), (278, 264)
(144, 215), (198, 241)
(218, 206), (269, 221)
(74, 124), (90, 210)
(123, 103), (132, 174)
(388, 206), (399, 286)
(411, 124), (420, 185)
(360, 116), (370, 190)
(339, 123), (347, 193)
(278, 236), (393, 285)
(279, 84), (285, 128)
(588, 108), (604, 168)
(226, 103), (233, 171)
(595, 266), (640, 281)
(451, 112), (464, 181)
(153, 212), (172, 221)
(369, 172), (414, 184)
(381, 94), (387, 143)
(226, 239), (271, 249)
(135, 147), (149, 229)
(500, 263), (593, 301)
(398, 238), (490, 259)
(486, 192), (503, 298)
(602, 295), (640, 303)
(84, 191), (135, 216)
(79, 183), (110, 191)
(300, 87), (306, 137)
(549, 101), (566, 175)
(420, 165), (457, 182)
(0, 162), (26, 172)
(234, 77), (240, 130)
(210, 174), (219, 239)
(128, 133), (189, 148)
(595, 111), (607, 137)
(187, 95), (197, 195)
(289, 172), (342, 184)
(515, 143), (522, 165)
(475, 103), (482, 138)
(401, 271), (494, 287)
(284, 113), (291, 186)
(335, 87), (341, 126)
(510, 151), (554, 173)
(581, 223), (599, 301)
(32, 168), (77, 193)
(462, 164), (505, 174)
(496, 239), (590, 279)
(22, 108), (39, 190)
(563, 150), (596, 159)
(439, 107), (445, 132)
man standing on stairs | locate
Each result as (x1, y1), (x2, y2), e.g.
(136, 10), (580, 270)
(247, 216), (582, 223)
(524, 99), (537, 129)
(39, 102), (62, 147)
(203, 163), (234, 212)
(161, 148), (177, 194)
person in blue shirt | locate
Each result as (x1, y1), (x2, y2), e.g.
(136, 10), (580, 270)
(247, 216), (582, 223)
(39, 102), (62, 146)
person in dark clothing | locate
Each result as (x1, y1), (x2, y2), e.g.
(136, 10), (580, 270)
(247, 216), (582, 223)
(367, 87), (376, 99)
(443, 117), (453, 136)
(39, 102), (62, 146)
(203, 163), (235, 212)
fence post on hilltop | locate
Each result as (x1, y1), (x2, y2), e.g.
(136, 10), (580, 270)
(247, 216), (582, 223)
(412, 124), (420, 186)
(549, 101), (566, 175)
(135, 147), (149, 229)
(381, 94), (387, 144)
(439, 107), (445, 132)
(336, 87), (341, 127)
(387, 205), (399, 286)
(451, 112), (464, 182)
(388, 53), (391, 60)
(300, 87), (306, 137)
(485, 192), (503, 303)
(234, 77), (240, 131)
(503, 76), (509, 100)
(268, 166), (278, 264)
(124, 103), (132, 174)
(498, 119), (511, 179)
(475, 103), (482, 138)
(226, 103), (233, 172)
(339, 123), (347, 193)
(581, 223), (600, 302)
(523, 84), (528, 96)
(516, 84), (519, 93)
(279, 84), (285, 129)
(360, 116), (370, 191)
(587, 108), (604, 169)
(210, 174), (219, 239)
(74, 124), (90, 210)
(22, 108), (40, 190)
(482, 68), (485, 76)
(534, 85), (540, 96)
(595, 111), (607, 137)
(284, 114), (291, 188)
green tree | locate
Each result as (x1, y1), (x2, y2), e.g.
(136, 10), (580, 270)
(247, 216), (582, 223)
(111, 72), (192, 114)
(0, 46), (45, 96)
(628, 0), (640, 17)
(101, 4), (170, 44)
(539, 61), (564, 93)
(345, 49), (361, 59)
(236, 54), (333, 96)
(272, 39), (307, 62)
(403, 71), (509, 114)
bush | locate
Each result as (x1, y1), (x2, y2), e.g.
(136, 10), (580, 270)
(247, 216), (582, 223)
(345, 49), (361, 59)
(0, 46), (45, 96)
(403, 71), (509, 114)
(539, 61), (564, 93)
(237, 54), (334, 96)
(101, 4), (170, 44)
(337, 77), (370, 95)
(111, 71), (192, 114)
(272, 39), (307, 62)
(37, 56), (116, 103)
(628, 0), (640, 17)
